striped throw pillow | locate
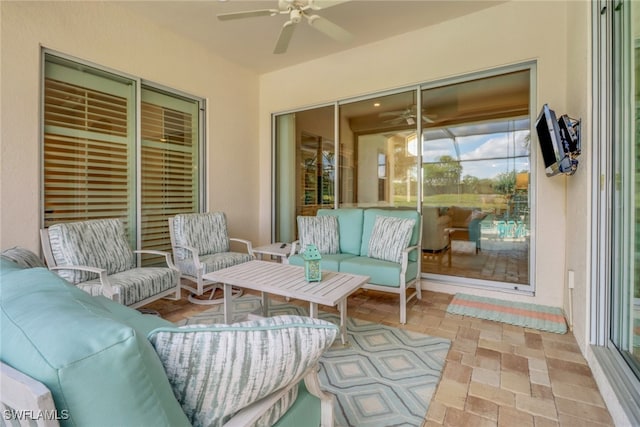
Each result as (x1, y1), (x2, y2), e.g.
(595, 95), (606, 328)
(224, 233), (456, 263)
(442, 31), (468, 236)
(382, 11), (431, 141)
(297, 215), (339, 254)
(0, 247), (46, 268)
(148, 315), (338, 427)
(368, 215), (416, 263)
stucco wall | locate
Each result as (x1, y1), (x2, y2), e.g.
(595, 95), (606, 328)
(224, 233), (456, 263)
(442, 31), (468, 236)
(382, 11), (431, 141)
(258, 1), (576, 308)
(0, 1), (260, 250)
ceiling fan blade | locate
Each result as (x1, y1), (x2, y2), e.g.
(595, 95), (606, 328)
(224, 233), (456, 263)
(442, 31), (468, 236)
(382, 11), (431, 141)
(308, 0), (351, 10)
(217, 9), (279, 21)
(379, 111), (407, 117)
(307, 15), (353, 43)
(273, 21), (296, 54)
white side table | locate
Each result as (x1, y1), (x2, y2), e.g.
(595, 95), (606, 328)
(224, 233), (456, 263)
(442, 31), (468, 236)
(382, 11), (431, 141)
(252, 242), (292, 264)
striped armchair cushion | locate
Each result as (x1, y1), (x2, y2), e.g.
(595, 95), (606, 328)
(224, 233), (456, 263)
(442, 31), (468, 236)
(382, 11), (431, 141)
(81, 267), (179, 306)
(175, 252), (253, 278)
(172, 212), (230, 260)
(48, 219), (135, 284)
(368, 215), (416, 263)
(148, 315), (338, 427)
(297, 215), (339, 255)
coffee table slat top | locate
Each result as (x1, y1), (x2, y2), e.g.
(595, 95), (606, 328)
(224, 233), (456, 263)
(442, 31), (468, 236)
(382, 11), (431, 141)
(203, 260), (368, 307)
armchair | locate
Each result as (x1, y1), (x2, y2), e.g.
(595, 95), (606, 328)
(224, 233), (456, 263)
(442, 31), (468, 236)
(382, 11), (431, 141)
(421, 206), (452, 252)
(169, 212), (254, 305)
(40, 218), (180, 308)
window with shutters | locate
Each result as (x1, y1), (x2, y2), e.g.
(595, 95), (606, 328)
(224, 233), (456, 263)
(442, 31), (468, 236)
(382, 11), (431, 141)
(43, 52), (203, 265)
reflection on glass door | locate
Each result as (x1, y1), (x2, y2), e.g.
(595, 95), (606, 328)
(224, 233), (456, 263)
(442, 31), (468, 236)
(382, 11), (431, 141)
(420, 70), (532, 287)
(338, 90), (419, 208)
(299, 132), (335, 216)
(274, 106), (335, 243)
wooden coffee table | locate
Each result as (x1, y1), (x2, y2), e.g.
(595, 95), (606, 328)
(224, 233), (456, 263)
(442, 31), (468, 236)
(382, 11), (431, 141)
(203, 260), (369, 344)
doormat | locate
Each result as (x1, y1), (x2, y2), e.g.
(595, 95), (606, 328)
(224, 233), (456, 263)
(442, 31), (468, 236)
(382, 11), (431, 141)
(179, 296), (451, 427)
(446, 293), (567, 334)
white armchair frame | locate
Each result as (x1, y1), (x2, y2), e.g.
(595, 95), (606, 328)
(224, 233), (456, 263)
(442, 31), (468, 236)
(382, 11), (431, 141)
(1, 361), (60, 427)
(40, 228), (181, 309)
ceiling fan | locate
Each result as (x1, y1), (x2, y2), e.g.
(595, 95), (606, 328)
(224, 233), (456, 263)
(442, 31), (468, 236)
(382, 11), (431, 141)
(217, 0), (353, 54)
(379, 106), (437, 126)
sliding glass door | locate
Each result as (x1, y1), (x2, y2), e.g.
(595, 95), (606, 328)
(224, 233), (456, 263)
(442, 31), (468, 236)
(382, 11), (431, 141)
(610, 0), (640, 381)
(421, 70), (532, 287)
(272, 66), (534, 291)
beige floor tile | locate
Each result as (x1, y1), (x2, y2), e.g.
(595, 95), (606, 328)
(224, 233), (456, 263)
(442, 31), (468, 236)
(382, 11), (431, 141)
(515, 394), (558, 420)
(529, 368), (551, 387)
(444, 407), (496, 427)
(471, 366), (501, 388)
(551, 382), (607, 407)
(502, 352), (530, 374)
(555, 397), (614, 425)
(478, 338), (513, 354)
(501, 370), (531, 395)
(433, 380), (467, 410)
(465, 395), (498, 421)
(426, 400), (447, 424)
(469, 382), (516, 407)
(498, 406), (534, 427)
(442, 361), (472, 385)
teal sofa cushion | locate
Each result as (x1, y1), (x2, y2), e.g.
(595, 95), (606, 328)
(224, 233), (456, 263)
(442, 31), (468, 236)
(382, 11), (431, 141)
(273, 382), (320, 427)
(288, 253), (356, 271)
(360, 209), (421, 262)
(0, 267), (190, 427)
(0, 257), (24, 273)
(318, 208), (364, 255)
(339, 256), (419, 288)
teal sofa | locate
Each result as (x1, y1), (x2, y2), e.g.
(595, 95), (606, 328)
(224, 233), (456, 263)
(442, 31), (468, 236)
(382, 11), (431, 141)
(0, 257), (337, 427)
(289, 208), (422, 324)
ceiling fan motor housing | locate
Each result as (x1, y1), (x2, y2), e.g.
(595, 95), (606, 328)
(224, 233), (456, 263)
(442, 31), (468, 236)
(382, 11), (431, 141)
(279, 0), (310, 12)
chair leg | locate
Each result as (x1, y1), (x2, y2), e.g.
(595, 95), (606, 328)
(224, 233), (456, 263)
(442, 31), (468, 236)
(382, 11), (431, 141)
(399, 291), (407, 325)
(188, 283), (244, 305)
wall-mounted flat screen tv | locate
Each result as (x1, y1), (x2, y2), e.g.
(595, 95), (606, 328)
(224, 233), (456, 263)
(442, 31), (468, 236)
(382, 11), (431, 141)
(535, 104), (580, 177)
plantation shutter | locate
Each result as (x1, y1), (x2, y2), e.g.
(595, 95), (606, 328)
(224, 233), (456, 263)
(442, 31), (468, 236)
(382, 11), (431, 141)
(43, 58), (137, 247)
(43, 53), (203, 262)
(140, 87), (200, 265)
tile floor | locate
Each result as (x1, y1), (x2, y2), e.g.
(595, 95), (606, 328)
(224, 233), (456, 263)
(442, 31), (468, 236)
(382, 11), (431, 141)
(146, 283), (614, 427)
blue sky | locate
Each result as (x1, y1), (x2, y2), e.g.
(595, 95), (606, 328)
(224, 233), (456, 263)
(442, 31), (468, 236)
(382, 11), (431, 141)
(417, 130), (531, 180)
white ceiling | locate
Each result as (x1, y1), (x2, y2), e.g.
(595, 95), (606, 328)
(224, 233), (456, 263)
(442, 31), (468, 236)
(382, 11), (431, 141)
(118, 0), (504, 74)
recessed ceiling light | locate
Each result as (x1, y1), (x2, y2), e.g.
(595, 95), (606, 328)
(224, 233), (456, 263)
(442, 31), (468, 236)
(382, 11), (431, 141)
(373, 103), (381, 107)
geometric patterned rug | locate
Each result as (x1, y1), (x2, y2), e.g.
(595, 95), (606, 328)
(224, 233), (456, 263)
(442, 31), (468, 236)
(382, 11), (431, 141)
(179, 295), (451, 427)
(446, 293), (567, 334)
